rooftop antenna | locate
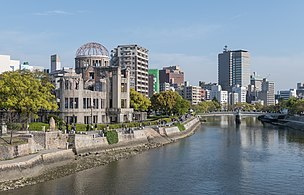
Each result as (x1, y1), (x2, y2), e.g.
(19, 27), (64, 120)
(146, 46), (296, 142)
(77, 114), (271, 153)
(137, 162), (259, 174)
(224, 45), (228, 52)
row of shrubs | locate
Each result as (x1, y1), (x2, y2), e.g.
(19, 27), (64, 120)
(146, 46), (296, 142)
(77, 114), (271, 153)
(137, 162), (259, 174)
(6, 116), (183, 132)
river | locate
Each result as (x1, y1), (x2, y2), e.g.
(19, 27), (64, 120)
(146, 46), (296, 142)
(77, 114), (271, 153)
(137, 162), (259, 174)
(4, 116), (304, 194)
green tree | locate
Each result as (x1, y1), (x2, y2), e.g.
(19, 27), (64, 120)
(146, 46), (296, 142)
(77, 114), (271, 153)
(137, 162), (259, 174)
(0, 70), (58, 134)
(173, 95), (191, 115)
(151, 91), (185, 115)
(130, 88), (151, 111)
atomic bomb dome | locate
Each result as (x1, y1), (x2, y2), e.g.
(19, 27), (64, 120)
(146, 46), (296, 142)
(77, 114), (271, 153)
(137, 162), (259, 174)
(75, 42), (110, 74)
(76, 42), (109, 57)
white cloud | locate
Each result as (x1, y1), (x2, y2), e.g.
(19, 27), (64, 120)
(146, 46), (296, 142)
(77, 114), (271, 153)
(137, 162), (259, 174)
(150, 53), (217, 86)
(33, 10), (73, 16)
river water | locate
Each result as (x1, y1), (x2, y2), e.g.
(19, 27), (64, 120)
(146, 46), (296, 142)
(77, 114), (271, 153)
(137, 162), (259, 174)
(4, 116), (304, 195)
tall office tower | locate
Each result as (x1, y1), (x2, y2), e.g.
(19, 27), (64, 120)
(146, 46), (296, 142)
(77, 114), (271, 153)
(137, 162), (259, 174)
(51, 54), (61, 73)
(259, 78), (275, 106)
(218, 46), (250, 91)
(148, 69), (159, 97)
(247, 72), (264, 102)
(159, 65), (184, 88)
(111, 44), (149, 96)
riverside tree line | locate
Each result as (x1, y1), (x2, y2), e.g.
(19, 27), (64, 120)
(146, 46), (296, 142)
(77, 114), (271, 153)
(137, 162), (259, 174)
(1, 70), (303, 132)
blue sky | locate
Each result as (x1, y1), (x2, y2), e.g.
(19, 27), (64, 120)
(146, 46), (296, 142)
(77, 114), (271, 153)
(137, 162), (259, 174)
(1, 0), (304, 90)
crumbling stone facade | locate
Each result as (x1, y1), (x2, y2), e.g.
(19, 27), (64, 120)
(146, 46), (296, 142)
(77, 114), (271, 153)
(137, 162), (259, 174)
(51, 42), (133, 124)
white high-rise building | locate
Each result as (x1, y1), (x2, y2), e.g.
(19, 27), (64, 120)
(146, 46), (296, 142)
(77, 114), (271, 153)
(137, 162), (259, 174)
(232, 85), (247, 103)
(0, 55), (20, 73)
(210, 84), (228, 105)
(51, 54), (61, 73)
(111, 44), (149, 96)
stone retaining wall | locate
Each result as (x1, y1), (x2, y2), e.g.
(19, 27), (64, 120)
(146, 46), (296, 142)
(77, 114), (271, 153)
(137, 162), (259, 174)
(0, 137), (36, 161)
(0, 150), (74, 182)
(31, 131), (68, 150)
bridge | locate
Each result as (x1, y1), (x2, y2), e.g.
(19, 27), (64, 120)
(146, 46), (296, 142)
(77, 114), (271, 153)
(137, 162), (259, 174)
(197, 111), (264, 117)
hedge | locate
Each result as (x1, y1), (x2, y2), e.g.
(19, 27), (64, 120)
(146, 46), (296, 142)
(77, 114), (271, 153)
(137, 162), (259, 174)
(106, 130), (118, 144)
(7, 123), (22, 131)
(29, 122), (50, 131)
(176, 123), (185, 131)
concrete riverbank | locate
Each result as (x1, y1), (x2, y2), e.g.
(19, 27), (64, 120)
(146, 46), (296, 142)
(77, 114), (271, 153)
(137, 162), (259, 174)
(258, 114), (304, 131)
(0, 117), (200, 192)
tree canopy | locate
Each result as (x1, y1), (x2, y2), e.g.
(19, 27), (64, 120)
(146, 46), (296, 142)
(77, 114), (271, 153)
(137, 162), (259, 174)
(130, 88), (151, 111)
(0, 70), (58, 126)
(193, 99), (221, 113)
(278, 97), (304, 114)
(150, 91), (190, 115)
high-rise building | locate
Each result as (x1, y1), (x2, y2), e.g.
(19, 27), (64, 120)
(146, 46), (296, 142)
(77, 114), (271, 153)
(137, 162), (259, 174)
(178, 81), (201, 105)
(111, 44), (149, 96)
(232, 85), (247, 103)
(148, 69), (159, 97)
(218, 46), (250, 91)
(159, 65), (184, 88)
(0, 55), (20, 73)
(247, 72), (264, 103)
(210, 84), (228, 106)
(51, 54), (61, 73)
(259, 78), (275, 106)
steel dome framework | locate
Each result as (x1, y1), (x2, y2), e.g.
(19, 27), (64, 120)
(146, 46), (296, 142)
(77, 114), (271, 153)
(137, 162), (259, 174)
(76, 42), (109, 57)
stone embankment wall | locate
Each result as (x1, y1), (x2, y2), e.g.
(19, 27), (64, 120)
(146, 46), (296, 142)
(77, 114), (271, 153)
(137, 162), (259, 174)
(281, 116), (304, 131)
(0, 150), (74, 182)
(73, 117), (200, 155)
(31, 131), (68, 150)
(0, 131), (69, 161)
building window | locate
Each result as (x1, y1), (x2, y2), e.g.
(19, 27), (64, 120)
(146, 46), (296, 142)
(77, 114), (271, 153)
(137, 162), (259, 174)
(89, 72), (94, 79)
(101, 99), (104, 109)
(121, 83), (127, 92)
(65, 81), (69, 90)
(83, 98), (86, 109)
(95, 99), (99, 109)
(75, 98), (79, 109)
(65, 98), (68, 109)
(121, 99), (127, 108)
(70, 98), (74, 109)
(75, 81), (79, 90)
(93, 115), (98, 124)
(87, 98), (91, 108)
(84, 116), (89, 124)
(93, 99), (98, 109)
